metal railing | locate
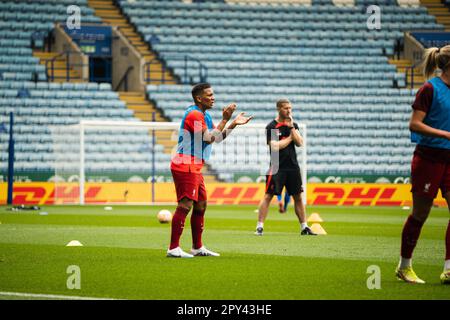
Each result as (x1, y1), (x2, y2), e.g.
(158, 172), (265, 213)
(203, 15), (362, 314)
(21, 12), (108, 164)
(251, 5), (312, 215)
(405, 62), (420, 90)
(144, 54), (208, 84)
(42, 51), (87, 82)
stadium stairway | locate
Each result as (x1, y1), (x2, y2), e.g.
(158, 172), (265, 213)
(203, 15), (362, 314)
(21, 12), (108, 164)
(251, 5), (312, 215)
(421, 0), (450, 30)
(120, 91), (176, 151)
(88, 0), (221, 182)
(389, 0), (448, 89)
(389, 58), (425, 89)
(33, 50), (82, 83)
(87, 0), (177, 84)
(120, 91), (166, 122)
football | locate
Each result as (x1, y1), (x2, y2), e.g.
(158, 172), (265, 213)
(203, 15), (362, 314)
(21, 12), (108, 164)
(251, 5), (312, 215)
(157, 210), (173, 224)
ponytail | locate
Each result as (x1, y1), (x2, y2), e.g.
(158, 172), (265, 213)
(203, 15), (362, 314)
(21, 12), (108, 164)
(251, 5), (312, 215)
(422, 47), (440, 79)
(422, 45), (450, 79)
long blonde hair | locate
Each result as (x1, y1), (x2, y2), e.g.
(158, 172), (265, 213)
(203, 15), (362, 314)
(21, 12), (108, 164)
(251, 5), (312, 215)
(422, 45), (450, 79)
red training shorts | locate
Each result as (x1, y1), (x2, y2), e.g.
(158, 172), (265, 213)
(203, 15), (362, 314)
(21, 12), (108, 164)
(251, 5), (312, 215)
(411, 152), (450, 199)
(171, 169), (207, 202)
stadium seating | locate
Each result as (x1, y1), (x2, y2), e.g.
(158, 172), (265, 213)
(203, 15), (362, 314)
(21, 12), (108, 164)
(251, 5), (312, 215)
(113, 0), (444, 180)
(0, 81), (173, 177)
(0, 0), (445, 183)
(0, 0), (101, 82)
(0, 0), (173, 182)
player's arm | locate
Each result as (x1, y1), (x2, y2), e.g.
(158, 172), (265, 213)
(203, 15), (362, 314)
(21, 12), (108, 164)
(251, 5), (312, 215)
(409, 82), (450, 140)
(269, 136), (293, 151)
(203, 103), (236, 144)
(285, 116), (302, 147)
(220, 112), (253, 142)
(409, 109), (450, 140)
(266, 122), (293, 151)
(289, 125), (303, 147)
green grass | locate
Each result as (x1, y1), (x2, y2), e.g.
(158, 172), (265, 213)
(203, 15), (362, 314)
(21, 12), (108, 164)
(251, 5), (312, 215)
(0, 204), (449, 300)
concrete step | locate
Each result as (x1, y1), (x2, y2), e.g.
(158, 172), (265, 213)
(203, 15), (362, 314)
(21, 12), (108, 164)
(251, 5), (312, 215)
(121, 97), (148, 103)
(421, 0), (445, 4)
(146, 80), (178, 85)
(127, 104), (154, 111)
(134, 113), (166, 122)
(120, 29), (136, 35)
(34, 52), (60, 59)
(134, 44), (149, 51)
(427, 7), (450, 12)
(88, 4), (115, 10)
(153, 138), (177, 146)
(128, 36), (143, 42)
(52, 79), (86, 83)
(118, 91), (142, 96)
(388, 59), (412, 65)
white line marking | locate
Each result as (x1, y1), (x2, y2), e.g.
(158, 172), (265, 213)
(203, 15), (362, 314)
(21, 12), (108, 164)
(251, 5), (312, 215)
(0, 291), (118, 300)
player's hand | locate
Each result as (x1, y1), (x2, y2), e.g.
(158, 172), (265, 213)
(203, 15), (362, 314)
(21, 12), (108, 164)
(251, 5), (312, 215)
(285, 114), (294, 127)
(222, 103), (236, 121)
(232, 112), (253, 126)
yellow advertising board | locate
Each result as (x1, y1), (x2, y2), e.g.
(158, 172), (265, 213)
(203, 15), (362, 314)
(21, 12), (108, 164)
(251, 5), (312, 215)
(1, 182), (446, 207)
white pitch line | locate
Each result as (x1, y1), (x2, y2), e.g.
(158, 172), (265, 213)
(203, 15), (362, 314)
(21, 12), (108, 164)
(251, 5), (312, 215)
(0, 291), (119, 300)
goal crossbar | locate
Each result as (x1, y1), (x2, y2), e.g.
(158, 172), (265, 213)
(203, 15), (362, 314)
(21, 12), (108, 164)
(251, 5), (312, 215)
(71, 120), (307, 205)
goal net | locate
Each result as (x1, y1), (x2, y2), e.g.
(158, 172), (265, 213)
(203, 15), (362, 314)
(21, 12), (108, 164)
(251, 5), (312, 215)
(50, 120), (307, 205)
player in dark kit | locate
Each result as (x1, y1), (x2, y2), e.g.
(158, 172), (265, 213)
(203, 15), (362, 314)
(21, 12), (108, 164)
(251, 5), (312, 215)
(255, 99), (316, 236)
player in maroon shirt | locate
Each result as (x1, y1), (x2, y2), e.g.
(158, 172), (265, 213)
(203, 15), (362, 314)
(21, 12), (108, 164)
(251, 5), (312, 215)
(396, 45), (450, 284)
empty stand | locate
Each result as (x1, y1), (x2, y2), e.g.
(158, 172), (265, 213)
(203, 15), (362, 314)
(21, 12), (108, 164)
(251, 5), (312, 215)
(114, 0), (441, 180)
(1, 0), (446, 183)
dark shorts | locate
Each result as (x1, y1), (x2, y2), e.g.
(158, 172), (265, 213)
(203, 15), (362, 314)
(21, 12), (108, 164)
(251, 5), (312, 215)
(171, 169), (207, 202)
(411, 152), (450, 199)
(265, 169), (303, 196)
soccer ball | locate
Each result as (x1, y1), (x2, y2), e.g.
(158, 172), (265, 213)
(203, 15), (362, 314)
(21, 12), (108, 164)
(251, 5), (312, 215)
(157, 210), (172, 224)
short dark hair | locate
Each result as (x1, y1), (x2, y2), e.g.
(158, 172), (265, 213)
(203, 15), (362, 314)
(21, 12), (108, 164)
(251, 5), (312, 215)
(191, 83), (211, 103)
(276, 98), (291, 109)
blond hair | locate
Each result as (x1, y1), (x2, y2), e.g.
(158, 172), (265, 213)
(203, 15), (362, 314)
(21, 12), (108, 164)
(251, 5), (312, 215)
(422, 45), (450, 79)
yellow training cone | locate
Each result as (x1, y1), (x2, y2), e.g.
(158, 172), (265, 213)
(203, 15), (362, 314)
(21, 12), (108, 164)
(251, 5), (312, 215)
(310, 223), (327, 235)
(307, 213), (323, 223)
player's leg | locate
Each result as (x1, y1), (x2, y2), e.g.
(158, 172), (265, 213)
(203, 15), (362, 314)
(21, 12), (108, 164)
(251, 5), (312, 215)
(168, 170), (198, 258)
(284, 191), (291, 212)
(439, 183), (450, 283)
(190, 175), (219, 256)
(191, 200), (206, 250)
(396, 153), (442, 282)
(396, 194), (432, 283)
(167, 197), (194, 258)
(190, 200), (219, 256)
(255, 193), (274, 235)
(255, 171), (282, 235)
(291, 193), (306, 223)
(291, 193), (316, 235)
(286, 169), (315, 235)
(277, 193), (284, 213)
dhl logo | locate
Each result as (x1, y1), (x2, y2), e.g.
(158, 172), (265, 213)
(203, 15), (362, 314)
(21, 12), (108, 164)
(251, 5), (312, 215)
(4, 185), (104, 205)
(311, 187), (404, 206)
(0, 182), (433, 207)
(208, 186), (260, 205)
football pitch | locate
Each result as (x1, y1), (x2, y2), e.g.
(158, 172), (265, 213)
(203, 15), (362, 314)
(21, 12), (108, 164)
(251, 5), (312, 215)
(0, 204), (448, 300)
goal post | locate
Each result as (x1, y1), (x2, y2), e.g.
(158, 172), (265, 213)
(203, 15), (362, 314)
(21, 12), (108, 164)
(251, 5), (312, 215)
(77, 121), (179, 205)
(50, 120), (307, 205)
